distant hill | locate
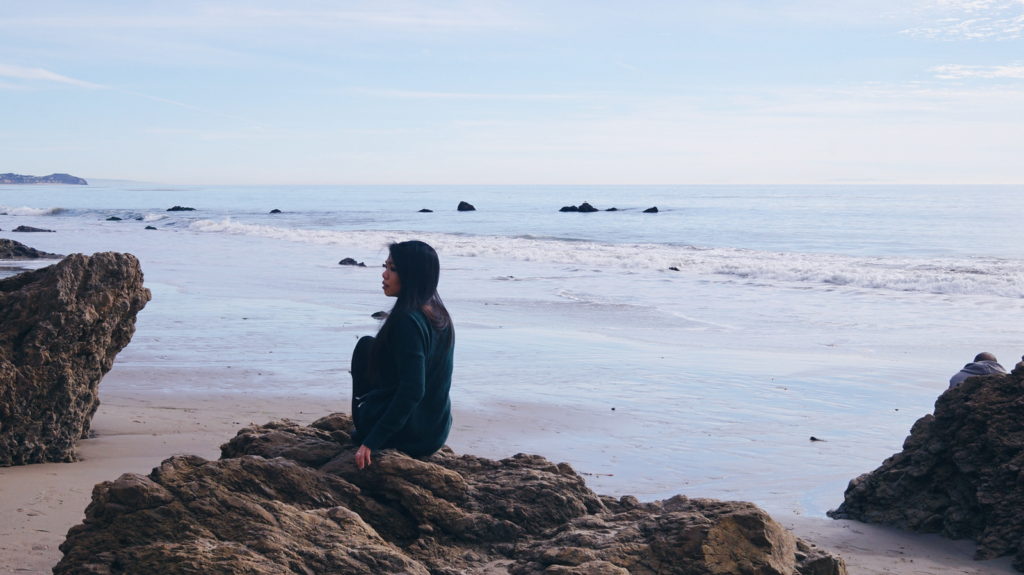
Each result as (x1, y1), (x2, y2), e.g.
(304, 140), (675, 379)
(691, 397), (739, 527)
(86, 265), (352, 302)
(0, 173), (88, 185)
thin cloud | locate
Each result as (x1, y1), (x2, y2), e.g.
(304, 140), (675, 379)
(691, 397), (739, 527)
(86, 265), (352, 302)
(0, 63), (103, 89)
(359, 88), (579, 101)
(0, 5), (526, 33)
(902, 0), (1024, 39)
(932, 63), (1024, 78)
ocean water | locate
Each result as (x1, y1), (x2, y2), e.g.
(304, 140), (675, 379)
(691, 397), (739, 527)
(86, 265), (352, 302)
(2, 181), (1023, 517)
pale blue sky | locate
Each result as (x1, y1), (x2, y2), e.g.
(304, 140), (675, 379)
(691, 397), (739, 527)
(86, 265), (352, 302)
(2, 1), (1022, 185)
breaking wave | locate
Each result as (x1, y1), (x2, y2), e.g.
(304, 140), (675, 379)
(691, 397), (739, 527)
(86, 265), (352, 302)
(189, 218), (1024, 299)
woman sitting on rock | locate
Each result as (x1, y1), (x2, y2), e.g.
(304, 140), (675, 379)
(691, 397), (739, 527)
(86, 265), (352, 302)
(350, 240), (455, 469)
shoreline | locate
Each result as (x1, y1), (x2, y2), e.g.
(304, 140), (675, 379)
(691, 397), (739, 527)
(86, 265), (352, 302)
(1, 389), (1017, 574)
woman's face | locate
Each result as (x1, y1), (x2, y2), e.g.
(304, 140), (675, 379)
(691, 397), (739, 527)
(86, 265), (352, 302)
(382, 257), (401, 297)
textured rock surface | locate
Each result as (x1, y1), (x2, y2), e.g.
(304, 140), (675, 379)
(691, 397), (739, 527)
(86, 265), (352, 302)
(0, 238), (64, 260)
(829, 366), (1024, 570)
(0, 252), (151, 465)
(56, 415), (846, 574)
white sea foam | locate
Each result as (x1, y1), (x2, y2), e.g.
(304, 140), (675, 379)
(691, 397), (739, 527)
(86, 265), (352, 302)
(0, 205), (64, 216)
(189, 218), (1024, 298)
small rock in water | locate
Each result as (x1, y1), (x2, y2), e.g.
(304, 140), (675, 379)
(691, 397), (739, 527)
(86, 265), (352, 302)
(166, 205), (195, 211)
(338, 258), (366, 267)
(457, 201), (476, 212)
(371, 311), (388, 320)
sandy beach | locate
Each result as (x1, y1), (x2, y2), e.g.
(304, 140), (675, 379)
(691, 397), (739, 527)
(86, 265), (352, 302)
(0, 384), (1017, 575)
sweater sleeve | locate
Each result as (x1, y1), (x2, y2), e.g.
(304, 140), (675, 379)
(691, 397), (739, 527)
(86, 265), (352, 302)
(360, 314), (429, 450)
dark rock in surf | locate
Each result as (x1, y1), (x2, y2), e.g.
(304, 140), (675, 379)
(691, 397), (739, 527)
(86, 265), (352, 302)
(457, 201), (476, 212)
(269, 209), (282, 214)
(0, 252), (151, 466)
(559, 205), (579, 212)
(605, 207), (619, 212)
(54, 415), (846, 575)
(145, 226), (157, 230)
(167, 206), (195, 212)
(338, 258), (366, 267)
(643, 206), (659, 213)
(828, 366), (1024, 570)
(0, 239), (63, 260)
(371, 311), (388, 320)
(578, 202), (599, 213)
(106, 216), (122, 221)
(418, 208), (433, 213)
(12, 225), (55, 233)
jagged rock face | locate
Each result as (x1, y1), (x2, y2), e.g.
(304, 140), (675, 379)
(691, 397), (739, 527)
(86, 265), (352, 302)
(829, 367), (1024, 571)
(0, 238), (63, 260)
(56, 415), (846, 575)
(0, 252), (151, 465)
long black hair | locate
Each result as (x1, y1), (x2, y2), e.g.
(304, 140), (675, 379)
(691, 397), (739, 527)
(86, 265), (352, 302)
(370, 241), (453, 375)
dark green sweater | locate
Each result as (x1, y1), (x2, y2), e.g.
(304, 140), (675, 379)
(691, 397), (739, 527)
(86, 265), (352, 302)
(354, 310), (454, 456)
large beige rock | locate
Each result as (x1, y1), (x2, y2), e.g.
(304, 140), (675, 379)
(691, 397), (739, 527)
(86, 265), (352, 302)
(0, 252), (150, 465)
(56, 415), (846, 574)
(829, 365), (1024, 570)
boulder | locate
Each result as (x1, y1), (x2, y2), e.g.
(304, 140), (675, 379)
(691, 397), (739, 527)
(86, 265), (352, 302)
(829, 366), (1024, 570)
(167, 205), (195, 211)
(338, 257), (366, 267)
(12, 225), (56, 233)
(55, 415), (846, 575)
(643, 207), (659, 214)
(0, 252), (151, 465)
(0, 238), (63, 260)
(559, 205), (580, 212)
(457, 201), (476, 212)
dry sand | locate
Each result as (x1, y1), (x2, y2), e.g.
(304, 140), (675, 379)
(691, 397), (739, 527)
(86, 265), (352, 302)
(0, 389), (1017, 575)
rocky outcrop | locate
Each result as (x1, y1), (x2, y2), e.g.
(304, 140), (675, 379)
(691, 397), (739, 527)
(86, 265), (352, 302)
(12, 225), (56, 233)
(829, 366), (1024, 570)
(56, 415), (846, 575)
(457, 201), (476, 212)
(0, 252), (151, 465)
(0, 238), (63, 260)
(559, 202), (599, 213)
(0, 173), (87, 185)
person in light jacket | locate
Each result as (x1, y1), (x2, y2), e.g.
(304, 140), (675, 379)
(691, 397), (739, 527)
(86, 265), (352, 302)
(949, 352), (1006, 389)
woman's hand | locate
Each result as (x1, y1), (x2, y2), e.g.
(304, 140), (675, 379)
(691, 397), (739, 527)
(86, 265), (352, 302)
(355, 445), (373, 469)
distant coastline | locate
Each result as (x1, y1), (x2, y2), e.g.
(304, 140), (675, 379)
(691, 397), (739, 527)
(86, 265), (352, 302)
(0, 173), (88, 185)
